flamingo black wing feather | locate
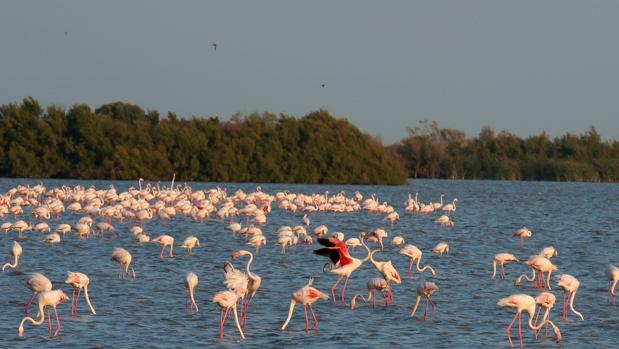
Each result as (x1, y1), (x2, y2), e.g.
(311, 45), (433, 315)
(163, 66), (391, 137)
(314, 248), (340, 264)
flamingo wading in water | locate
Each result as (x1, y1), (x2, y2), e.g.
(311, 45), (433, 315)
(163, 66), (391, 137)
(18, 290), (69, 337)
(497, 294), (562, 347)
(65, 272), (96, 315)
(2, 241), (22, 271)
(281, 277), (329, 332)
(314, 233), (370, 304)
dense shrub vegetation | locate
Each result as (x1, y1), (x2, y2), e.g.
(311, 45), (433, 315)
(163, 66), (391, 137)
(387, 120), (619, 182)
(0, 97), (407, 184)
(2, 98), (616, 183)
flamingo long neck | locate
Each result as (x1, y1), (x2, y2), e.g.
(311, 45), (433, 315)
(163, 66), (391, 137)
(188, 286), (198, 312)
(83, 285), (96, 315)
(439, 195), (443, 206)
(2, 254), (19, 271)
(369, 249), (380, 266)
(171, 173), (176, 190)
(281, 299), (297, 330)
(19, 301), (46, 333)
(245, 253), (255, 279)
(452, 199), (457, 208)
(416, 255), (436, 275)
(232, 303), (245, 339)
(491, 261), (498, 279)
(568, 289), (584, 320)
(350, 292), (372, 310)
(410, 295), (422, 317)
(361, 238), (371, 262)
(527, 308), (562, 341)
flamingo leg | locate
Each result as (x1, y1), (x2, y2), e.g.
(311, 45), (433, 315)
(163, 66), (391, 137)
(533, 307), (541, 338)
(341, 276), (350, 304)
(608, 281), (612, 305)
(53, 305), (61, 337)
(517, 312), (523, 348)
(309, 304), (318, 329)
(25, 293), (36, 314)
(219, 309), (224, 338)
(506, 311), (519, 346)
(75, 288), (81, 313)
(303, 304), (309, 333)
(71, 288), (76, 315)
(159, 245), (165, 259)
(330, 276), (344, 304)
(185, 288), (189, 312)
(47, 308), (52, 336)
(408, 259), (413, 277)
(428, 295), (436, 318)
(563, 292), (568, 319)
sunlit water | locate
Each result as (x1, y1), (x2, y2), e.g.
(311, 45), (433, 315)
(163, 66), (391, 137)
(0, 178), (618, 348)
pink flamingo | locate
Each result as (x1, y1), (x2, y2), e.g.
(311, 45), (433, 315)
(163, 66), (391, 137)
(410, 282), (439, 319)
(65, 272), (96, 315)
(152, 235), (174, 259)
(314, 233), (370, 304)
(497, 294), (561, 347)
(18, 290), (69, 337)
(281, 277), (329, 332)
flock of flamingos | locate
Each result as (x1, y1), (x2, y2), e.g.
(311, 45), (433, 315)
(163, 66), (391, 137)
(0, 179), (617, 347)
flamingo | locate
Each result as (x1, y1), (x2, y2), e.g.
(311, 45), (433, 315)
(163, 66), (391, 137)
(556, 274), (584, 320)
(367, 229), (388, 250)
(351, 277), (389, 310)
(369, 249), (401, 304)
(180, 236), (200, 255)
(44, 233), (61, 244)
(152, 235), (174, 259)
(399, 244), (436, 277)
(539, 246), (558, 259)
(302, 214), (310, 227)
(24, 273), (53, 315)
(232, 250), (261, 325)
(441, 198), (458, 214)
(65, 272), (96, 315)
(212, 289), (245, 339)
(2, 241), (22, 271)
(111, 248), (136, 280)
(513, 227), (532, 247)
(533, 292), (558, 339)
(497, 294), (562, 347)
(246, 234), (266, 254)
(492, 253), (519, 279)
(184, 272), (199, 312)
(391, 236), (405, 246)
(345, 237), (362, 249)
(314, 233), (370, 304)
(18, 290), (69, 337)
(281, 277), (329, 332)
(607, 264), (619, 304)
(385, 212), (399, 227)
(514, 255), (556, 289)
(411, 282), (439, 319)
(432, 242), (449, 255)
(431, 194), (444, 210)
(434, 215), (454, 227)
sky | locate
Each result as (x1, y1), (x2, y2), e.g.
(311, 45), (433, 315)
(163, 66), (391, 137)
(1, 1), (618, 143)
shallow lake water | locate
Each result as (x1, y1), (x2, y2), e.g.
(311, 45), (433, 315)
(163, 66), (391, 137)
(0, 178), (618, 348)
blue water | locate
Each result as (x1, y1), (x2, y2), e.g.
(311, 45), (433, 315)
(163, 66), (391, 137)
(0, 178), (618, 348)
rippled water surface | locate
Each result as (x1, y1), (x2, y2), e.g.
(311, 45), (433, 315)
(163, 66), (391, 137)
(0, 178), (618, 348)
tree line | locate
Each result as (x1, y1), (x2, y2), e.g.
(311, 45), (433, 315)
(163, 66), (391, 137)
(0, 97), (406, 184)
(386, 120), (619, 182)
(1, 98), (617, 184)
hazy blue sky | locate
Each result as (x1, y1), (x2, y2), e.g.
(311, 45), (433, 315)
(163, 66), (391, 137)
(1, 1), (618, 143)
